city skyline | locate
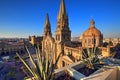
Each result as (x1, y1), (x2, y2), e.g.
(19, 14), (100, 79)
(0, 0), (120, 38)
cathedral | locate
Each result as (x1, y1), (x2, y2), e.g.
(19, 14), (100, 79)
(29, 0), (103, 68)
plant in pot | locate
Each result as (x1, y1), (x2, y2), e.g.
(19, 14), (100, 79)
(78, 47), (105, 76)
(16, 45), (61, 80)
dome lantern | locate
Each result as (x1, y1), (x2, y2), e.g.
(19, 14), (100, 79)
(90, 19), (95, 28)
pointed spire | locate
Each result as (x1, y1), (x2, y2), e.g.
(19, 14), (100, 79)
(58, 0), (67, 18)
(44, 13), (50, 28)
(90, 19), (95, 28)
(44, 13), (52, 36)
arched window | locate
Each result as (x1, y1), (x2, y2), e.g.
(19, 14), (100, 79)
(56, 35), (60, 41)
(62, 61), (65, 67)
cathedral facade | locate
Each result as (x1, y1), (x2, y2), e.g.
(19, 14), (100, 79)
(29, 0), (103, 68)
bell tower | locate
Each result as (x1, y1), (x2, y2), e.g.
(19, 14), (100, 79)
(55, 0), (71, 68)
(55, 0), (71, 43)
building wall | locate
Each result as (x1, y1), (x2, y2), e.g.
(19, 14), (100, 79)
(64, 46), (82, 61)
(0, 45), (25, 55)
(82, 35), (103, 48)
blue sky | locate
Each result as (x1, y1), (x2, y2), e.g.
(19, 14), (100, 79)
(0, 0), (120, 38)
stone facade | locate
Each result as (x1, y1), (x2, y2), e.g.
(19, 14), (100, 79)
(42, 13), (55, 59)
(41, 0), (83, 68)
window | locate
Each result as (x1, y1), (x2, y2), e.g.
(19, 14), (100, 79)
(62, 61), (65, 67)
(94, 38), (96, 44)
(56, 35), (57, 40)
(88, 39), (91, 44)
(92, 38), (96, 46)
(58, 35), (60, 41)
(56, 35), (60, 41)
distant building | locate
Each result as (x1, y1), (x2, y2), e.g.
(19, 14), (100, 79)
(103, 38), (120, 46)
(101, 38), (120, 58)
(0, 39), (26, 55)
(112, 38), (119, 46)
(29, 36), (43, 49)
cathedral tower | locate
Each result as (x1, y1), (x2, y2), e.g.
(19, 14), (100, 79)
(55, 0), (71, 43)
(55, 0), (71, 68)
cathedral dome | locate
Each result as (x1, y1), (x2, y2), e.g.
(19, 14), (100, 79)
(80, 19), (103, 48)
(83, 19), (102, 36)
